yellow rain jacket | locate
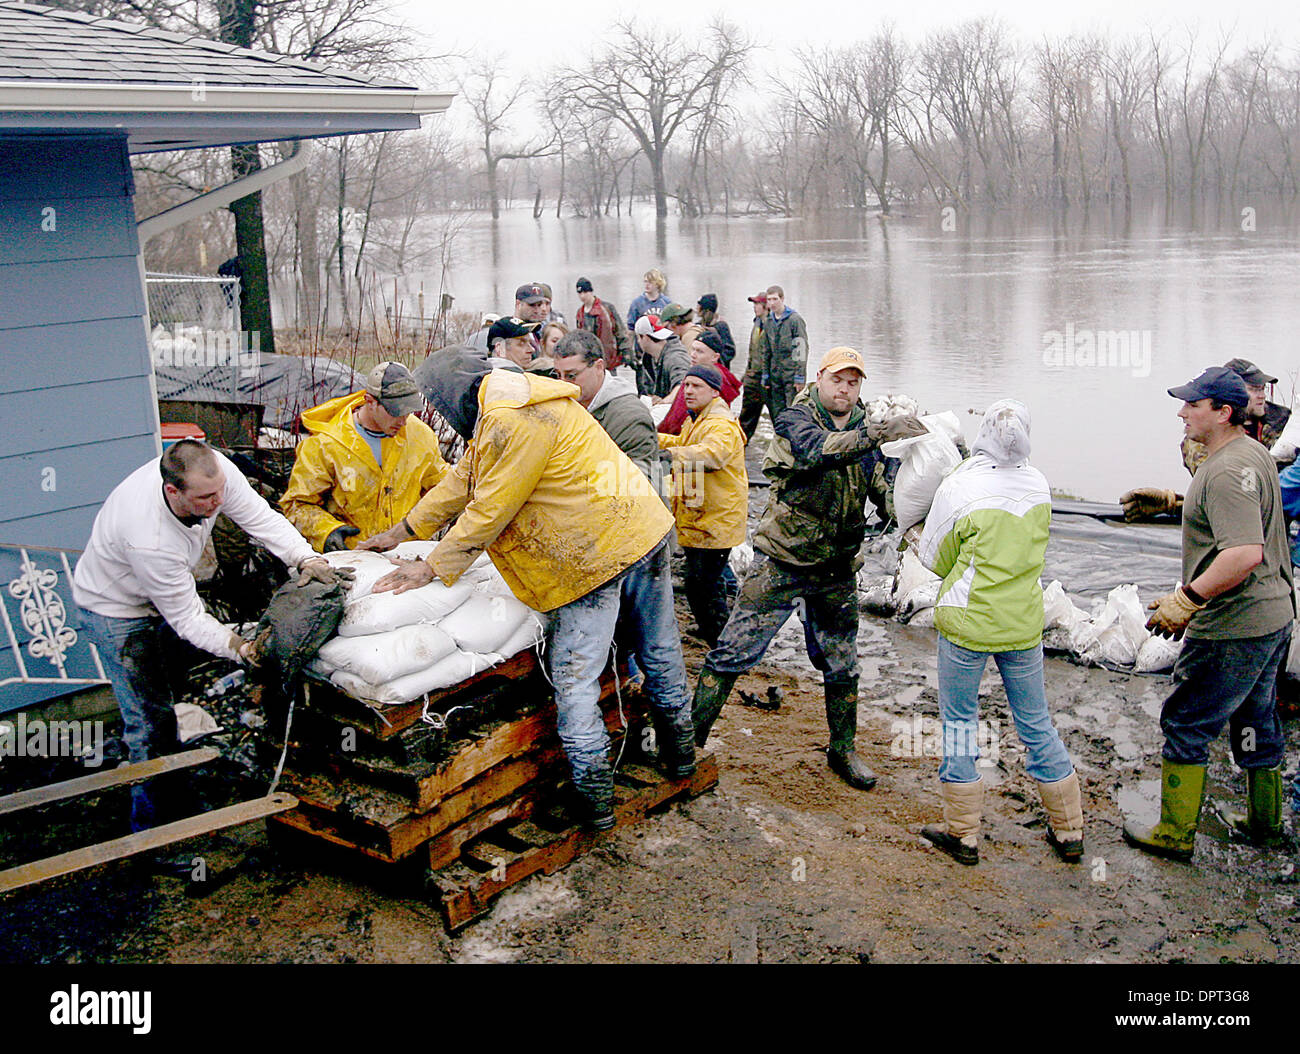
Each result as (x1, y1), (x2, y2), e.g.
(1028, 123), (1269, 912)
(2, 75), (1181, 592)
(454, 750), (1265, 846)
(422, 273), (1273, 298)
(280, 391), (449, 551)
(406, 370), (674, 611)
(658, 396), (748, 548)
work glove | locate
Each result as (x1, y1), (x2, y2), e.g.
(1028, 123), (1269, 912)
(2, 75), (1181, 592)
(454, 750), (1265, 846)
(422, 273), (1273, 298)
(230, 626), (272, 666)
(294, 557), (356, 589)
(1119, 487), (1183, 522)
(866, 414), (927, 445)
(1146, 586), (1206, 640)
(322, 525), (360, 552)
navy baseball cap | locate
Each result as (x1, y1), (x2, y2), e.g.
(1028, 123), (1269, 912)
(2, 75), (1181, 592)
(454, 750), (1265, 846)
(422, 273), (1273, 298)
(1168, 366), (1250, 408)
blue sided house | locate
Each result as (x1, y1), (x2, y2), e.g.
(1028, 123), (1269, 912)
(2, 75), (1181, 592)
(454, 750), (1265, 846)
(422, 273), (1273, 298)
(0, 2), (450, 711)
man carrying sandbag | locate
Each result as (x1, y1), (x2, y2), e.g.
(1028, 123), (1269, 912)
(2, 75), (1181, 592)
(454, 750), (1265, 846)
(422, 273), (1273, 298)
(359, 346), (695, 831)
(281, 361), (449, 553)
(688, 347), (925, 789)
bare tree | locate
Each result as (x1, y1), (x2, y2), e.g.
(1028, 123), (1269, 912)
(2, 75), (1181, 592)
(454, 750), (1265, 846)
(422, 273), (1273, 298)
(460, 66), (555, 220)
(558, 17), (752, 218)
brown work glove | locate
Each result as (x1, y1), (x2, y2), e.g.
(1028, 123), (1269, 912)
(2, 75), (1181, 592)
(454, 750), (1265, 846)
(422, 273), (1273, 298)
(1146, 586), (1205, 640)
(295, 557), (356, 588)
(867, 414), (928, 445)
(1119, 487), (1183, 522)
(230, 626), (273, 666)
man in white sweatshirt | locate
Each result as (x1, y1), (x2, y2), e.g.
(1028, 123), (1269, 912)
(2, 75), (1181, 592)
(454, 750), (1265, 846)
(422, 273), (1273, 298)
(73, 439), (338, 830)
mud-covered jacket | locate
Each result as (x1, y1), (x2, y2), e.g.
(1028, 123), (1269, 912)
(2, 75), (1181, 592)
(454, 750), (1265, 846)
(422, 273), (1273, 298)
(917, 455), (1051, 652)
(280, 392), (449, 551)
(1182, 399), (1290, 475)
(405, 369), (673, 611)
(762, 307), (808, 388)
(658, 397), (748, 549)
(753, 387), (884, 568)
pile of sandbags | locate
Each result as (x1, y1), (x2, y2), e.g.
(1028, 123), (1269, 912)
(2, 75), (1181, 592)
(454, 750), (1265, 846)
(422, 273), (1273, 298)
(305, 543), (547, 704)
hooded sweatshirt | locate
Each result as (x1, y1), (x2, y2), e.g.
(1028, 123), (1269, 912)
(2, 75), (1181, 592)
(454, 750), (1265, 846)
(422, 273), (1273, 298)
(917, 400), (1051, 652)
(586, 370), (659, 485)
(404, 354), (674, 611)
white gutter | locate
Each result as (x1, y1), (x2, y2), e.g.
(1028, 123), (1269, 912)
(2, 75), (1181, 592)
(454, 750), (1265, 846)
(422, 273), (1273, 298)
(0, 81), (454, 116)
(138, 138), (308, 245)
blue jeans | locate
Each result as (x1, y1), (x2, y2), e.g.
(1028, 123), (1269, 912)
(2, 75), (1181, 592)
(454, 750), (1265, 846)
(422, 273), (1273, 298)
(937, 637), (1074, 785)
(549, 534), (691, 807)
(1160, 626), (1289, 769)
(78, 609), (181, 831)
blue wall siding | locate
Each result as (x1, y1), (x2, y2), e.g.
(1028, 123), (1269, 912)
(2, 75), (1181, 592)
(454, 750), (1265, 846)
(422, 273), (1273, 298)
(0, 134), (158, 552)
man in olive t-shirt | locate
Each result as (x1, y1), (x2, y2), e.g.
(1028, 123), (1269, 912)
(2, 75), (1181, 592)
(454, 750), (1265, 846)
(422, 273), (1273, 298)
(1124, 366), (1295, 861)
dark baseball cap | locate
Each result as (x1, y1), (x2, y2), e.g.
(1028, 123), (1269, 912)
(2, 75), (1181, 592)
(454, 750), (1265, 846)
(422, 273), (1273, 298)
(1168, 366), (1250, 408)
(575, 276), (594, 293)
(659, 302), (692, 323)
(1223, 357), (1277, 385)
(697, 293), (718, 313)
(364, 361), (425, 416)
(515, 283), (547, 305)
(489, 316), (541, 344)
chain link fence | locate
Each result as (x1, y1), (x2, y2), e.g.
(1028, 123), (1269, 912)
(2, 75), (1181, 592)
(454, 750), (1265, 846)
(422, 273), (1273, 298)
(146, 272), (240, 333)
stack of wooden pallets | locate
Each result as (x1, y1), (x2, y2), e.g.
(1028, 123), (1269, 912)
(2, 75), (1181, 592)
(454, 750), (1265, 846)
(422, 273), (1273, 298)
(270, 652), (718, 931)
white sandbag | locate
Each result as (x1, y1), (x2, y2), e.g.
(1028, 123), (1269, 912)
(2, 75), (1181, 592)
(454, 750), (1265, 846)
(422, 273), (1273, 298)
(1135, 633), (1182, 673)
(881, 412), (965, 531)
(893, 548), (940, 606)
(332, 649), (496, 704)
(492, 614), (548, 659)
(1083, 584), (1149, 667)
(316, 623), (459, 685)
(441, 592), (535, 654)
(174, 702), (222, 743)
(907, 606), (936, 628)
(858, 574), (896, 615)
(1042, 579), (1091, 633)
(337, 576), (474, 636)
(650, 402), (672, 426)
(729, 542), (754, 578)
(1270, 399), (1300, 461)
(391, 540), (438, 561)
(322, 549), (403, 601)
(1287, 613), (1300, 679)
(898, 580), (940, 617)
(865, 394), (921, 426)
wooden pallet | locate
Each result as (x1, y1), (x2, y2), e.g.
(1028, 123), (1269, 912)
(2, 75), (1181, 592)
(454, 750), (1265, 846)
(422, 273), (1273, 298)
(426, 755), (718, 932)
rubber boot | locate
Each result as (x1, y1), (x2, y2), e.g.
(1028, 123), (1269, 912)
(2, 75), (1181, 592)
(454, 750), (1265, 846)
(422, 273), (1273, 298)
(1036, 771), (1084, 863)
(1122, 759), (1206, 862)
(922, 779), (983, 865)
(1226, 767), (1288, 848)
(571, 757), (616, 832)
(651, 705), (697, 780)
(824, 677), (877, 790)
(692, 668), (738, 747)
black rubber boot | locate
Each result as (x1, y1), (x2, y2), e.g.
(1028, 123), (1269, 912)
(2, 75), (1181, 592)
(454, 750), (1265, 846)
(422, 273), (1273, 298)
(824, 676), (877, 791)
(691, 668), (738, 747)
(571, 757), (616, 831)
(652, 705), (697, 779)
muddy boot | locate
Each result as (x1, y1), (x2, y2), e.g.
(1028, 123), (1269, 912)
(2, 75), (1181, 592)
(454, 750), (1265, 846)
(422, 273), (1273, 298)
(1226, 767), (1288, 848)
(651, 705), (696, 780)
(824, 677), (877, 791)
(922, 779), (983, 865)
(692, 668), (738, 747)
(1122, 759), (1206, 862)
(1036, 771), (1084, 863)
(571, 759), (616, 832)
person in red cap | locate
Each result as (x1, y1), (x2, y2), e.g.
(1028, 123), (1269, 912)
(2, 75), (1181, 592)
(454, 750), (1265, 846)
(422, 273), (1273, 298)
(1123, 366), (1295, 860)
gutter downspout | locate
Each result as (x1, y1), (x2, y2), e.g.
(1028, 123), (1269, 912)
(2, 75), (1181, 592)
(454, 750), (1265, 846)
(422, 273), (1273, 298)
(137, 139), (308, 245)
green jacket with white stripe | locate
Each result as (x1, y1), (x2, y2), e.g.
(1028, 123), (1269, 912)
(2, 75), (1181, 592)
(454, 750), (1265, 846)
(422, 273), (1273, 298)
(916, 455), (1052, 652)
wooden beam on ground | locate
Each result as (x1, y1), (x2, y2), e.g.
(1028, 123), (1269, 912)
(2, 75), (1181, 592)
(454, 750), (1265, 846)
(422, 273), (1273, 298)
(0, 747), (220, 818)
(0, 792), (298, 895)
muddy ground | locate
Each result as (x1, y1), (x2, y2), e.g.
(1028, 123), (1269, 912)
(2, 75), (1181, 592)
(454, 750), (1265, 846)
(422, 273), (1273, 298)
(3, 597), (1299, 965)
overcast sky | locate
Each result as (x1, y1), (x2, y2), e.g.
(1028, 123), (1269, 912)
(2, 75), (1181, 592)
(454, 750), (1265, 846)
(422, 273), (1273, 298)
(400, 0), (1300, 83)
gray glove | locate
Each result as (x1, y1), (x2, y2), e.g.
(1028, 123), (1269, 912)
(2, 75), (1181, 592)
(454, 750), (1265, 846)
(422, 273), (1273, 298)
(867, 415), (927, 445)
(323, 525), (360, 552)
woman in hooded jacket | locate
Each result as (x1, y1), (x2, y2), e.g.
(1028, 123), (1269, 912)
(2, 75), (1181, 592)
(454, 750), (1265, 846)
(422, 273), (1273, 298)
(914, 400), (1083, 866)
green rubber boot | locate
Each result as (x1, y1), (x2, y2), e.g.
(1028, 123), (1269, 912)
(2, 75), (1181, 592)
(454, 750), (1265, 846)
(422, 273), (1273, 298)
(824, 676), (877, 790)
(1227, 767), (1287, 848)
(691, 668), (738, 747)
(1122, 759), (1207, 862)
